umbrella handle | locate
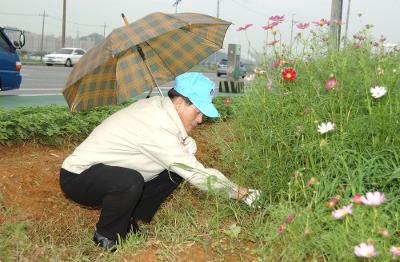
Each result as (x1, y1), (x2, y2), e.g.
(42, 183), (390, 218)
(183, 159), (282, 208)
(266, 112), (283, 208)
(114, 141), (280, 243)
(121, 13), (129, 26)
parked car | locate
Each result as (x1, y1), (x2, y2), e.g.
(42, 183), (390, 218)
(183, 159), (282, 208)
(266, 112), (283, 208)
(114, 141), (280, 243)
(217, 58), (246, 78)
(43, 48), (86, 67)
(0, 27), (25, 91)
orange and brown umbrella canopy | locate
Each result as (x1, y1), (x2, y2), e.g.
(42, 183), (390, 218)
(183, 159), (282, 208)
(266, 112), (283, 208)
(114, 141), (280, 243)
(63, 12), (231, 111)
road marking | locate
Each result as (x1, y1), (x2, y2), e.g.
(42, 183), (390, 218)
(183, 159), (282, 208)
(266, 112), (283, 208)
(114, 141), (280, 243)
(17, 93), (63, 96)
(19, 88), (62, 91)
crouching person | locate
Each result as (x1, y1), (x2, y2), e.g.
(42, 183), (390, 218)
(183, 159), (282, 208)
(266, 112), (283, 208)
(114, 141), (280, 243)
(59, 72), (260, 251)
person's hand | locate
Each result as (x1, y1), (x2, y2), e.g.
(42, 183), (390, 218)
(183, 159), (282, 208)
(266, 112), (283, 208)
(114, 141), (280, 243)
(242, 188), (261, 208)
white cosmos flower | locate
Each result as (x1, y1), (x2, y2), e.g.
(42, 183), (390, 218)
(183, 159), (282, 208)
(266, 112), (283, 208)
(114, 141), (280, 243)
(370, 86), (387, 99)
(317, 121), (335, 134)
(360, 192), (385, 206)
(354, 243), (377, 258)
(244, 73), (255, 82)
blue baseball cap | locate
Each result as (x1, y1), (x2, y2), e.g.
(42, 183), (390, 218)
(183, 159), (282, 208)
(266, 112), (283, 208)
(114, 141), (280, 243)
(174, 72), (219, 118)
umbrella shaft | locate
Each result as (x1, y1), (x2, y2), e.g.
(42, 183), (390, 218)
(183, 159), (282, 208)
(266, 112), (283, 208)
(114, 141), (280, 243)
(137, 46), (146, 61)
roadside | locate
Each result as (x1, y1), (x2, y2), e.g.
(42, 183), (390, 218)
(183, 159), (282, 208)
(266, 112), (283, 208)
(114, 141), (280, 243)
(0, 123), (257, 261)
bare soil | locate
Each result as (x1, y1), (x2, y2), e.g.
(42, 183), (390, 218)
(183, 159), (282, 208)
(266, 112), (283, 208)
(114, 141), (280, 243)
(0, 125), (256, 261)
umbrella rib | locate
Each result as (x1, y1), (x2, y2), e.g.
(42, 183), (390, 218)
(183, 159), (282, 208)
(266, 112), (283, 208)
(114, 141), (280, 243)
(179, 26), (222, 48)
(164, 13), (230, 48)
(143, 41), (176, 78)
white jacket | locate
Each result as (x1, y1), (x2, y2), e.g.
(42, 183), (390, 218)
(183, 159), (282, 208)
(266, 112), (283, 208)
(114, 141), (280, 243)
(62, 96), (238, 196)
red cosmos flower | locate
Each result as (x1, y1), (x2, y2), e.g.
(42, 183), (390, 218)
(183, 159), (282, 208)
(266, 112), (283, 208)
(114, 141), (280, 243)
(281, 67), (296, 81)
(296, 22), (310, 29)
(312, 18), (330, 27)
(237, 23), (253, 31)
(224, 97), (232, 106)
(262, 21), (279, 30)
(269, 15), (285, 23)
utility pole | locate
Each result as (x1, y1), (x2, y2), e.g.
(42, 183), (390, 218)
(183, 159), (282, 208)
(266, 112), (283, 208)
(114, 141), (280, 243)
(290, 14), (295, 49)
(214, 0), (221, 66)
(173, 0), (182, 14)
(103, 23), (107, 38)
(217, 0), (220, 18)
(329, 0), (343, 51)
(61, 0), (66, 48)
(343, 0), (351, 47)
(40, 9), (46, 60)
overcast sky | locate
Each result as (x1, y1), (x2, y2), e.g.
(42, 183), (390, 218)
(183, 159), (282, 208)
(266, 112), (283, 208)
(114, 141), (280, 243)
(1, 0), (399, 57)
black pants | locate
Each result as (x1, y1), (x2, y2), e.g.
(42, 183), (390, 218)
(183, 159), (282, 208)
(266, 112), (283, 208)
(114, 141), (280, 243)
(60, 164), (182, 241)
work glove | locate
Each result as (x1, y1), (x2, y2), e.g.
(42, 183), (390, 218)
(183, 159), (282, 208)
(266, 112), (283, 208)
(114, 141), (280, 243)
(242, 189), (261, 208)
(183, 136), (197, 155)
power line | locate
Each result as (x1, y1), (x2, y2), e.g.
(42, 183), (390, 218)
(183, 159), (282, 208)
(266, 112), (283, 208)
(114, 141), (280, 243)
(229, 0), (268, 18)
(0, 11), (109, 29)
(47, 15), (108, 28)
(0, 11), (40, 17)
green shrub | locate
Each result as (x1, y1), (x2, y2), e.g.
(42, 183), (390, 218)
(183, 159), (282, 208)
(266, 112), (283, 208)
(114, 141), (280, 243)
(0, 96), (235, 145)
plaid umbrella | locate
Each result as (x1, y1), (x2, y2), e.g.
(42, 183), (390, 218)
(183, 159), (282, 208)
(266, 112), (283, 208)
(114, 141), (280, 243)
(63, 12), (231, 111)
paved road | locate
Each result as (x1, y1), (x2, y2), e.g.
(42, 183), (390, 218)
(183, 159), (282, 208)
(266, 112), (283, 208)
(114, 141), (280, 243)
(0, 65), (223, 96)
(0, 65), (233, 109)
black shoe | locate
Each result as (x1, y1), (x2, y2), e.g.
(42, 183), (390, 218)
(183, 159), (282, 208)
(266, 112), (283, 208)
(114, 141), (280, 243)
(128, 218), (141, 234)
(93, 231), (117, 252)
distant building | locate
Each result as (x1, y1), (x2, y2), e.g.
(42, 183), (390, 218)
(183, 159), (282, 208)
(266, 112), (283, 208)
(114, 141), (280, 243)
(20, 31), (102, 55)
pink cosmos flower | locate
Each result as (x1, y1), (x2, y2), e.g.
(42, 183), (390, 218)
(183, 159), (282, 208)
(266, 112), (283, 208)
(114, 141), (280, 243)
(381, 229), (389, 237)
(237, 23), (253, 31)
(390, 246), (400, 260)
(296, 22), (310, 29)
(331, 204), (353, 219)
(325, 74), (337, 90)
(277, 224), (286, 234)
(286, 214), (295, 224)
(268, 40), (280, 46)
(331, 19), (344, 25)
(269, 15), (285, 23)
(354, 243), (377, 258)
(262, 21), (279, 30)
(325, 195), (340, 208)
(360, 192), (385, 206)
(312, 18), (330, 27)
(353, 34), (364, 41)
(351, 194), (363, 204)
(306, 177), (317, 188)
(266, 78), (273, 90)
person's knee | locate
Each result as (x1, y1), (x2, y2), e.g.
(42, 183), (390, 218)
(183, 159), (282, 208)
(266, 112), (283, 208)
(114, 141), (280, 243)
(111, 168), (144, 193)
